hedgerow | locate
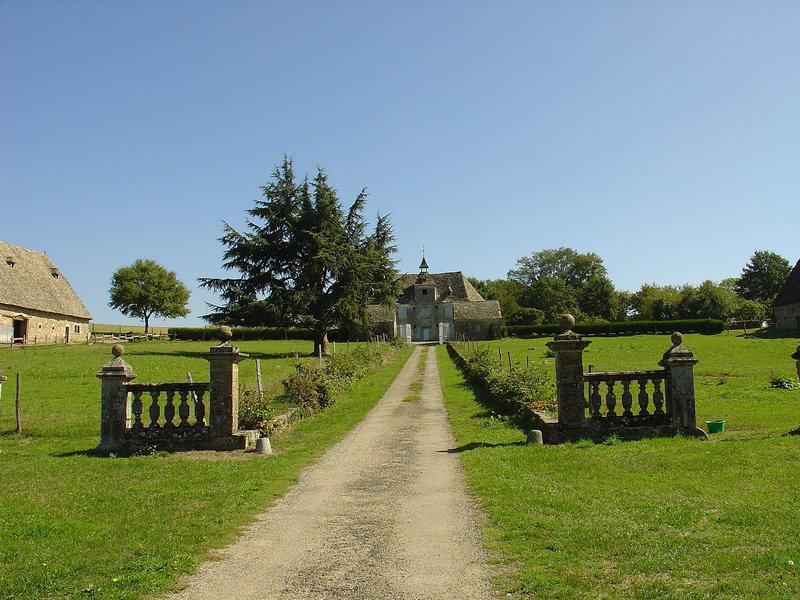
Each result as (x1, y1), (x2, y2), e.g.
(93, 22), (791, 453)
(282, 343), (399, 410)
(503, 318), (725, 338)
(448, 343), (555, 416)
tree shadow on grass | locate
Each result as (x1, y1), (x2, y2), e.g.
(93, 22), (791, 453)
(439, 441), (527, 453)
(748, 329), (800, 340)
(128, 349), (299, 361)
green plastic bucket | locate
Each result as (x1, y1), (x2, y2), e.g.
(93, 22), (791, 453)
(706, 419), (726, 434)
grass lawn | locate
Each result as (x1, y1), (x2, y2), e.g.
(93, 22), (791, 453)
(0, 340), (412, 599)
(437, 332), (800, 599)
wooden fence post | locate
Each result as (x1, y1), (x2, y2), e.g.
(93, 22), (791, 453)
(255, 359), (264, 400)
(15, 372), (22, 434)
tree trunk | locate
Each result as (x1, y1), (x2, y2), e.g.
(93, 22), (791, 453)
(313, 329), (330, 357)
(144, 314), (150, 336)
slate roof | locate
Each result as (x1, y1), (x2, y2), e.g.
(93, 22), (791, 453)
(0, 241), (92, 320)
(453, 300), (502, 321)
(774, 259), (800, 307)
(396, 271), (485, 303)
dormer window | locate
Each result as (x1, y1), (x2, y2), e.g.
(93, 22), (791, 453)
(51, 268), (60, 279)
(5, 257), (15, 267)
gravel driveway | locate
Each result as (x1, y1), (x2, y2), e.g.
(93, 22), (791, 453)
(171, 345), (493, 599)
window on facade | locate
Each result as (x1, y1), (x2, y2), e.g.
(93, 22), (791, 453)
(422, 289), (428, 295)
(74, 324), (81, 334)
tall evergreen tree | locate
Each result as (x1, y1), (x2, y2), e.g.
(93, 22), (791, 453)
(201, 158), (398, 355)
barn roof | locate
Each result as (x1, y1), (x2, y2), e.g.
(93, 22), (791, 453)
(396, 271), (485, 303)
(774, 259), (800, 307)
(452, 300), (502, 321)
(0, 241), (92, 320)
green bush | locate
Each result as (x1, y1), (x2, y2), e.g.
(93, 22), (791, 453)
(506, 308), (545, 326)
(456, 346), (555, 413)
(282, 343), (393, 411)
(768, 376), (798, 390)
(504, 318), (725, 338)
(283, 364), (336, 410)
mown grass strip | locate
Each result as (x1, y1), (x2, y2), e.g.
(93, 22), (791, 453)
(0, 343), (412, 599)
(437, 344), (800, 599)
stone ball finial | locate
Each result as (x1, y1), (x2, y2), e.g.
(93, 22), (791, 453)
(559, 314), (576, 333)
(671, 332), (683, 347)
(218, 325), (233, 342)
(112, 344), (124, 358)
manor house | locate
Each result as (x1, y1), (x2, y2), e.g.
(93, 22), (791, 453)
(0, 241), (92, 344)
(368, 258), (501, 341)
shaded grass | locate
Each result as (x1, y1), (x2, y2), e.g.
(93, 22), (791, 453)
(0, 341), (411, 599)
(437, 339), (800, 599)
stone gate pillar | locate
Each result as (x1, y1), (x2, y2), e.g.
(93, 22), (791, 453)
(97, 344), (136, 451)
(659, 332), (699, 430)
(546, 314), (591, 425)
(204, 327), (248, 440)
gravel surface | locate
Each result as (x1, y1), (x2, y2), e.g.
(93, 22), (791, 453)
(170, 346), (493, 600)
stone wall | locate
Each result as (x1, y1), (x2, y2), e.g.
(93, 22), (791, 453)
(775, 302), (800, 330)
(0, 305), (90, 344)
(454, 317), (501, 341)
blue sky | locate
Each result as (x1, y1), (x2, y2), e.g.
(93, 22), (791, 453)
(2, 1), (798, 326)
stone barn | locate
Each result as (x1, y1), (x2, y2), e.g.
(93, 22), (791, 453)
(0, 241), (92, 344)
(773, 258), (800, 330)
(368, 258), (501, 341)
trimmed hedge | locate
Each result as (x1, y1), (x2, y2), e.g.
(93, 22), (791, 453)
(447, 342), (555, 421)
(168, 326), (344, 341)
(503, 318), (725, 338)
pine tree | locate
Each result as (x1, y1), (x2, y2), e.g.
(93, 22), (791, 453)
(201, 157), (398, 355)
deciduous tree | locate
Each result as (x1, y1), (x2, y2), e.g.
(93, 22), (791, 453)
(109, 259), (190, 334)
(735, 250), (791, 306)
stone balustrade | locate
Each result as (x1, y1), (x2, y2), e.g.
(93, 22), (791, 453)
(583, 370), (667, 422)
(97, 336), (258, 452)
(127, 382), (210, 430)
(533, 314), (706, 443)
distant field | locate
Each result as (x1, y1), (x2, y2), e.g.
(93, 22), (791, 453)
(0, 339), (411, 599)
(438, 332), (800, 598)
(90, 323), (171, 335)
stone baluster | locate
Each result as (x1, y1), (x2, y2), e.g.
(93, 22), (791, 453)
(621, 380), (633, 418)
(178, 390), (190, 427)
(637, 377), (649, 415)
(659, 332), (699, 430)
(546, 315), (591, 425)
(164, 390), (176, 427)
(97, 345), (136, 451)
(148, 390), (161, 428)
(652, 379), (665, 416)
(131, 391), (144, 429)
(605, 381), (617, 417)
(195, 389), (207, 426)
(204, 327), (249, 440)
(589, 381), (602, 418)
